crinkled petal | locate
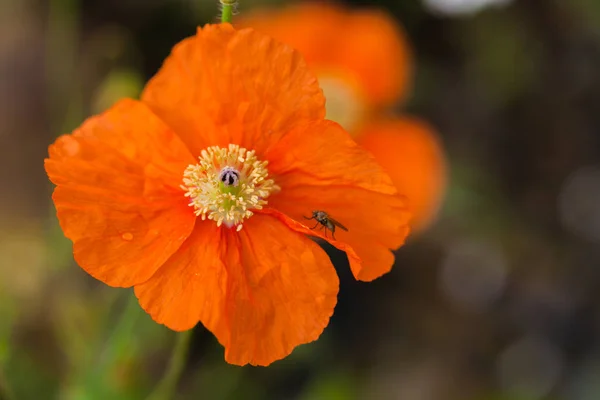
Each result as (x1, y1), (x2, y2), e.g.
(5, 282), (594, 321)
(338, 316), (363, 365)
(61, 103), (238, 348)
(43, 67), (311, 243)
(134, 221), (227, 333)
(223, 214), (339, 366)
(356, 117), (448, 232)
(141, 24), (325, 157)
(266, 120), (411, 281)
(258, 208), (361, 272)
(135, 215), (339, 366)
(238, 3), (345, 64)
(45, 99), (196, 287)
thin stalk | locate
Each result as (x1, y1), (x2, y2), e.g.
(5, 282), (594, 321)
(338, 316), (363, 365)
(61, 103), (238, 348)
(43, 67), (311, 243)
(0, 366), (15, 400)
(220, 0), (237, 23)
(145, 330), (193, 400)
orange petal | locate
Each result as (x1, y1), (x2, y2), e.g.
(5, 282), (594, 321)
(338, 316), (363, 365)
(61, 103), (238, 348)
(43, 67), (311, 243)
(238, 3), (345, 64)
(45, 99), (196, 287)
(135, 215), (339, 366)
(257, 208), (361, 276)
(223, 214), (339, 366)
(141, 24), (325, 157)
(134, 221), (227, 333)
(240, 3), (412, 107)
(356, 117), (448, 232)
(338, 8), (413, 106)
(266, 120), (411, 281)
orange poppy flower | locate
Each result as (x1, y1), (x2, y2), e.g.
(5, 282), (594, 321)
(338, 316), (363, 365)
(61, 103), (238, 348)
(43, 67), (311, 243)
(241, 2), (448, 232)
(44, 24), (410, 366)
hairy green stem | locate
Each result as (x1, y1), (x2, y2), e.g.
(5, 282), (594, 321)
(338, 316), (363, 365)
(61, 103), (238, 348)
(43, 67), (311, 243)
(220, 0), (236, 23)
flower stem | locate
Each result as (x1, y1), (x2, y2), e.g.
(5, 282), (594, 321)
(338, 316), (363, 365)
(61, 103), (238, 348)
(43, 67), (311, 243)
(0, 366), (15, 400)
(220, 0), (236, 24)
(145, 330), (193, 400)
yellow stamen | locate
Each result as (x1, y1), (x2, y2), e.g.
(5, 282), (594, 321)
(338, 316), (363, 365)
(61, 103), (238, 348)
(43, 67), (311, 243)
(182, 144), (279, 230)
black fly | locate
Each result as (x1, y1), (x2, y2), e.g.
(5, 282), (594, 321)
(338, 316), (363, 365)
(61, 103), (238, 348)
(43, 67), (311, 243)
(303, 210), (348, 239)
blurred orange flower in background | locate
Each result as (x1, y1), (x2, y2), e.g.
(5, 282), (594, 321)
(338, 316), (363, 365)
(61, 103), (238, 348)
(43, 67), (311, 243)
(241, 2), (448, 232)
(359, 118), (447, 232)
(44, 24), (410, 366)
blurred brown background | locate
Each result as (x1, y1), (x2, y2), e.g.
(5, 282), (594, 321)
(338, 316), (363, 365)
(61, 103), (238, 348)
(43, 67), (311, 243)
(2, 0), (600, 399)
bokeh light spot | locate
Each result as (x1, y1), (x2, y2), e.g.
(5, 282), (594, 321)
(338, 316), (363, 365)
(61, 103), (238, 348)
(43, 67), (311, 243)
(496, 335), (563, 399)
(423, 0), (513, 16)
(439, 238), (508, 312)
(558, 165), (600, 242)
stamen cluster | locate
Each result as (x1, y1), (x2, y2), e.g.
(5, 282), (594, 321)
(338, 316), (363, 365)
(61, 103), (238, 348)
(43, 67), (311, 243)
(182, 144), (279, 231)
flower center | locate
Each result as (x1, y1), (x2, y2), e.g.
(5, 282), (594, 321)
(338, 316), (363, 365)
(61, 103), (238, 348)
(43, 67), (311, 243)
(182, 144), (279, 231)
(318, 73), (366, 134)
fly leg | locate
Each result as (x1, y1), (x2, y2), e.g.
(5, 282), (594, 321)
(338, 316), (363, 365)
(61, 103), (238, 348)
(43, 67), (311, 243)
(303, 215), (320, 230)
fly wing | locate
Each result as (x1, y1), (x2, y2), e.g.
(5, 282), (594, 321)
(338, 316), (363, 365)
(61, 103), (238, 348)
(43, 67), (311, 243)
(328, 217), (348, 232)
